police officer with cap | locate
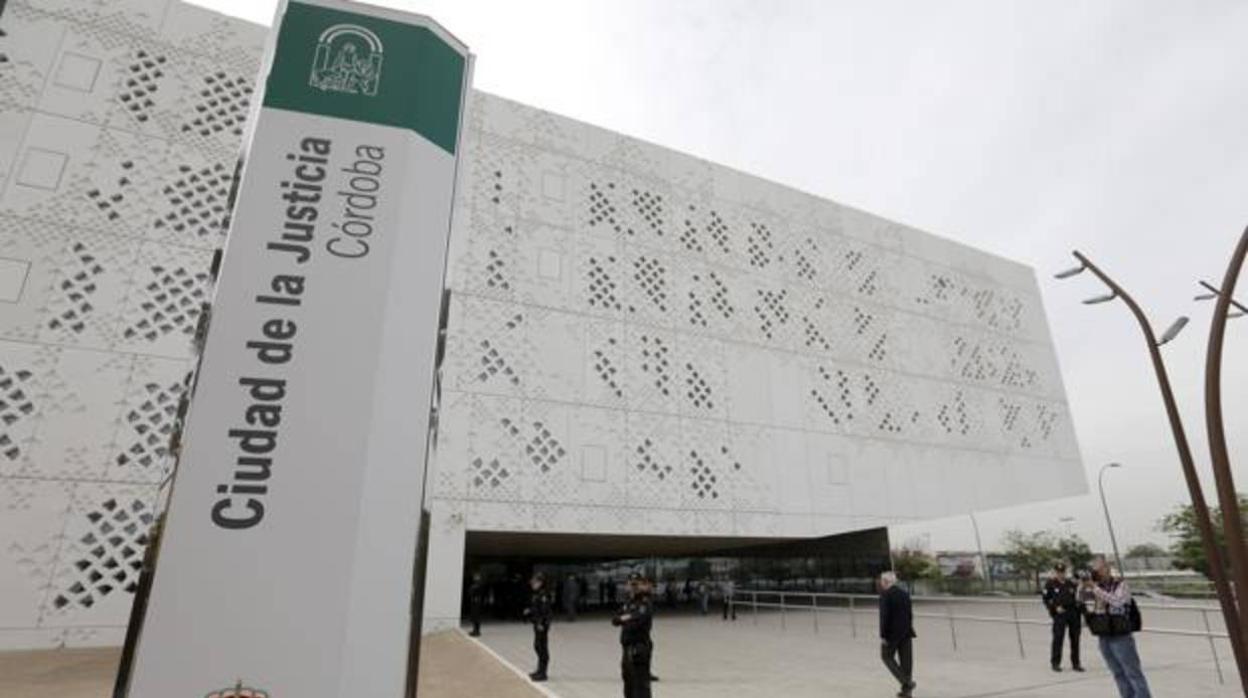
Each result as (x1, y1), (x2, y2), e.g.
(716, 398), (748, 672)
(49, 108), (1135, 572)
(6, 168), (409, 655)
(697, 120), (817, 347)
(612, 572), (655, 698)
(523, 571), (554, 682)
(1042, 562), (1084, 672)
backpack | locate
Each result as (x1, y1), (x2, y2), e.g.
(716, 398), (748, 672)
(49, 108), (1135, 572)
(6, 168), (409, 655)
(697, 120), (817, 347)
(1087, 598), (1141, 636)
(1129, 598), (1143, 632)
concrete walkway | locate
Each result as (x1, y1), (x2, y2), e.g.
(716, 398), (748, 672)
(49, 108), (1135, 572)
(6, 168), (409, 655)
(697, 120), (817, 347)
(3, 610), (1234, 697)
(0, 630), (546, 698)
(474, 608), (1238, 697)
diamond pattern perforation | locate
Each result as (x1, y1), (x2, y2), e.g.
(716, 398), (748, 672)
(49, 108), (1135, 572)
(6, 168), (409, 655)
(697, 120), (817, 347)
(591, 337), (623, 399)
(154, 162), (232, 241)
(937, 390), (972, 436)
(688, 448), (719, 500)
(51, 497), (153, 611)
(524, 420), (566, 473)
(754, 288), (790, 340)
(684, 362), (713, 410)
(115, 380), (183, 470)
(117, 49), (167, 125)
(47, 243), (103, 336)
(746, 221), (773, 269)
(634, 437), (673, 482)
(0, 365), (36, 461)
(180, 71), (252, 139)
(471, 456), (510, 489)
(122, 264), (209, 343)
(585, 255), (621, 312)
(638, 334), (672, 397)
(632, 255), (668, 313)
(679, 205), (705, 253)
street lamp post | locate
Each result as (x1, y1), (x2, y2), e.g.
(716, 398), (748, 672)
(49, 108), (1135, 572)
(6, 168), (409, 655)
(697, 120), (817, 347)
(969, 512), (991, 589)
(1056, 251), (1248, 692)
(1198, 226), (1248, 645)
(1098, 463), (1125, 575)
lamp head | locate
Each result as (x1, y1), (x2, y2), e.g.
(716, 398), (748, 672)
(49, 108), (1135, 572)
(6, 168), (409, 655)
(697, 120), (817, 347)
(1157, 316), (1190, 346)
(1083, 291), (1118, 305)
(1055, 264), (1086, 280)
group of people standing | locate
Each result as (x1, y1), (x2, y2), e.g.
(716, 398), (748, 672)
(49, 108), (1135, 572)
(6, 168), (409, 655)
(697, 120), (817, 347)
(1044, 556), (1151, 697)
(467, 554), (1149, 698)
(878, 555), (1151, 698)
(471, 570), (656, 697)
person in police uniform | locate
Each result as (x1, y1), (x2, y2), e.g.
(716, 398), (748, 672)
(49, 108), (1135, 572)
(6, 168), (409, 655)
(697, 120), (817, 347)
(523, 572), (554, 682)
(612, 572), (655, 698)
(467, 571), (486, 637)
(1042, 562), (1084, 672)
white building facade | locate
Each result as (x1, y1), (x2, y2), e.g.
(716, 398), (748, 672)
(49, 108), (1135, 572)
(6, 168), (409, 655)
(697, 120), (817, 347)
(0, 0), (1083, 647)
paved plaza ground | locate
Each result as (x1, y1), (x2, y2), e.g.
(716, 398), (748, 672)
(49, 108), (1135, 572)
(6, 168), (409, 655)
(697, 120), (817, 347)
(3, 601), (1237, 697)
(475, 602), (1239, 697)
(0, 629), (544, 698)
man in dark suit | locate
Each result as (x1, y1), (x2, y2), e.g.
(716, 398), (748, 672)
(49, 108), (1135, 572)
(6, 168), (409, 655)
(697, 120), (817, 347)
(879, 571), (917, 698)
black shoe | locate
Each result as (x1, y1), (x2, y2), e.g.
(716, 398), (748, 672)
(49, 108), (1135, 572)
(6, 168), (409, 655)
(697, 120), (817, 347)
(650, 674), (660, 682)
(1072, 665), (1086, 672)
(897, 680), (915, 697)
(1051, 664), (1062, 672)
(468, 631), (480, 637)
(529, 672), (547, 682)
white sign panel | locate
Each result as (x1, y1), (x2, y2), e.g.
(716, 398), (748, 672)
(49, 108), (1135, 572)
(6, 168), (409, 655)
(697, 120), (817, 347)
(124, 1), (470, 695)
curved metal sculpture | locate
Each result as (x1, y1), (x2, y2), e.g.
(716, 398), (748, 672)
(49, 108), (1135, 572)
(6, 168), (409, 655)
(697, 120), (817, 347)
(1203, 227), (1248, 663)
(1059, 251), (1248, 692)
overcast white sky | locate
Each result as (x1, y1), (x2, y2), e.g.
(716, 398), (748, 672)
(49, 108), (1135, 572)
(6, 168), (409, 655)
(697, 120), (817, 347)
(193, 0), (1248, 555)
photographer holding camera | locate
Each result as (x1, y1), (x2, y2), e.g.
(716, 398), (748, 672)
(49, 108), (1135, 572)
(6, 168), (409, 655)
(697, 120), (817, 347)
(1079, 556), (1151, 697)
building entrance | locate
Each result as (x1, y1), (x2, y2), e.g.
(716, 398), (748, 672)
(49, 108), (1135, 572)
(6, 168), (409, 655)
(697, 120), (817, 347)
(460, 528), (891, 624)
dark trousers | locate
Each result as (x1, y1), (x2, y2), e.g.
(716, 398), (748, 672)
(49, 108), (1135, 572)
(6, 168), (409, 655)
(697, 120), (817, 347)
(1051, 613), (1082, 667)
(881, 637), (914, 688)
(533, 624), (550, 674)
(622, 644), (652, 698)
(470, 602), (482, 636)
(722, 598), (737, 620)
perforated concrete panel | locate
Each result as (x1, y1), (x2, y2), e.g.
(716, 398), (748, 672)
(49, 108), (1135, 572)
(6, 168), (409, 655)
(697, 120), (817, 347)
(426, 93), (1082, 551)
(0, 0), (264, 649)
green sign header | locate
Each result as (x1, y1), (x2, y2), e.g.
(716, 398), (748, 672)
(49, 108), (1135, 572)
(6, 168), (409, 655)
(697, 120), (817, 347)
(264, 1), (467, 154)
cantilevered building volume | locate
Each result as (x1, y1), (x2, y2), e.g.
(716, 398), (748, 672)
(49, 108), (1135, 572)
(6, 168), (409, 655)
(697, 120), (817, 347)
(0, 0), (1084, 649)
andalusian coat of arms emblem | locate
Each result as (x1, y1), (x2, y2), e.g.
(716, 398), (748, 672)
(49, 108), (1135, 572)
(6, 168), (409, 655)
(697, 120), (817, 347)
(308, 24), (384, 96)
(205, 681), (269, 698)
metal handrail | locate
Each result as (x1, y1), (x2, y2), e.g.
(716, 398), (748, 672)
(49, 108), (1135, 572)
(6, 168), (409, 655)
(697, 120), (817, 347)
(734, 589), (1222, 613)
(729, 588), (1228, 684)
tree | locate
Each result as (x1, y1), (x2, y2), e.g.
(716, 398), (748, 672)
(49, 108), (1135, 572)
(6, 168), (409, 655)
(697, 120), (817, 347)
(1001, 529), (1060, 590)
(892, 547), (941, 582)
(1056, 534), (1094, 572)
(1158, 493), (1248, 576)
(1125, 543), (1167, 559)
